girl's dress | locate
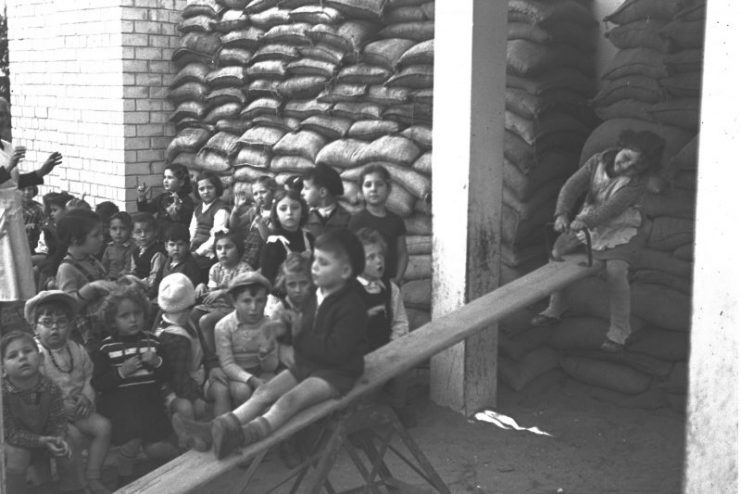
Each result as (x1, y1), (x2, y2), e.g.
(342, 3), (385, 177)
(195, 260), (253, 315)
(0, 140), (36, 302)
(137, 190), (194, 231)
(260, 228), (313, 284)
(553, 149), (649, 263)
(91, 331), (172, 445)
(22, 198), (45, 252)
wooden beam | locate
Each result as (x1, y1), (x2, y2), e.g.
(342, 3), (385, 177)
(429, 0), (508, 414)
(120, 256), (600, 494)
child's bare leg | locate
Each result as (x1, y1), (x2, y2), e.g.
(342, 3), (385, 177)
(260, 377), (339, 431)
(74, 413), (112, 489)
(5, 444), (32, 494)
(209, 380), (232, 417)
(228, 381), (254, 408)
(171, 397), (195, 420)
(604, 259), (631, 345)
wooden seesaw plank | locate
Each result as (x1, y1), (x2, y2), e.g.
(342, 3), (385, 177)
(119, 254), (600, 494)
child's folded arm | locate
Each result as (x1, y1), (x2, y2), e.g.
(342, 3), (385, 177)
(554, 155), (596, 219)
(575, 184), (645, 229)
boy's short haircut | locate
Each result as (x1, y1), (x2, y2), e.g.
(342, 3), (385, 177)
(164, 222), (191, 243)
(195, 171), (224, 197)
(304, 163), (343, 198)
(66, 197), (92, 211)
(109, 211), (133, 230)
(254, 175), (278, 191)
(355, 227), (388, 256)
(43, 191), (73, 216)
(314, 229), (365, 278)
(130, 212), (157, 231)
(56, 209), (102, 247)
(1, 331), (38, 360)
(284, 175), (303, 192)
(95, 201), (119, 224)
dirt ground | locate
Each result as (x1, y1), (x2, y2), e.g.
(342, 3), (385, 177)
(194, 368), (685, 494)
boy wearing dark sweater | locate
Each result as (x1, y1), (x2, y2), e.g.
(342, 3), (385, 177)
(301, 163), (351, 239)
(174, 229), (368, 458)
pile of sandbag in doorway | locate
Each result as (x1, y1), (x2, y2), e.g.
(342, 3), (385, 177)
(499, 0), (703, 411)
(166, 0), (435, 328)
(502, 0), (599, 285)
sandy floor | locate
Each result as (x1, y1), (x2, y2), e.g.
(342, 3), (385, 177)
(189, 369), (685, 494)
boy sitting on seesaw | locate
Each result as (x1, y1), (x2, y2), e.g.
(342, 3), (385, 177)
(174, 229), (368, 458)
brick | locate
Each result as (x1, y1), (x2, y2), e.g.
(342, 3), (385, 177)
(136, 149), (164, 162)
(122, 7), (148, 20)
(136, 124), (165, 138)
(135, 99), (163, 111)
(123, 59), (149, 73)
(134, 21), (163, 35)
(123, 33), (149, 47)
(135, 73), (162, 86)
(124, 112), (150, 124)
(123, 86), (148, 99)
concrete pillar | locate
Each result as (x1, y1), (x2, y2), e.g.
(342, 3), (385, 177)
(684, 2), (739, 492)
(6, 0), (184, 210)
(429, 1), (507, 415)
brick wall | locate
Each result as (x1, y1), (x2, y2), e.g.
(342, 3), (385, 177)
(7, 0), (185, 210)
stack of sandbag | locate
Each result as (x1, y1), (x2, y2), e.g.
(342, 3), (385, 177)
(502, 0), (599, 286)
(544, 0), (703, 407)
(168, 0), (435, 328)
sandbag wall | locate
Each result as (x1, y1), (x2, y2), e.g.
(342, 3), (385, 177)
(166, 0), (434, 328)
(500, 0), (703, 410)
(502, 0), (599, 285)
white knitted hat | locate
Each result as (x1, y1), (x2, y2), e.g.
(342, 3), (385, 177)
(158, 273), (196, 313)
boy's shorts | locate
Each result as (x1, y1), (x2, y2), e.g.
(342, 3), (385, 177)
(289, 363), (355, 396)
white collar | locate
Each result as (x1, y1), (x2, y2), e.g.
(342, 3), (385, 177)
(313, 203), (337, 218)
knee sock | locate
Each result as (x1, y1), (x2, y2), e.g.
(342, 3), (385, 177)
(243, 417), (272, 445)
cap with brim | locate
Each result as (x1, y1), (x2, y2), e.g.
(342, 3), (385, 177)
(227, 271), (272, 296)
(24, 291), (78, 325)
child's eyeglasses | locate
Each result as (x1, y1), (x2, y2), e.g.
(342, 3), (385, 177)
(37, 318), (71, 329)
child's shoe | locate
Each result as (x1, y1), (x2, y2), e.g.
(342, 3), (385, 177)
(600, 338), (624, 353)
(172, 413), (213, 451)
(211, 413), (244, 459)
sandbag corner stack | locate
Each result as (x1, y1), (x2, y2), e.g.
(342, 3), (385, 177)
(167, 0), (435, 329)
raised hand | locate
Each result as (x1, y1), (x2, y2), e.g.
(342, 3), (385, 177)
(37, 152), (62, 177)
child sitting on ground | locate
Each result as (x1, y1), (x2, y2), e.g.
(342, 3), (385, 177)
(92, 286), (178, 487)
(301, 163), (351, 239)
(355, 227), (415, 426)
(155, 274), (220, 448)
(193, 229), (253, 355)
(229, 175), (278, 270)
(94, 201), (119, 249)
(198, 272), (279, 419)
(174, 229), (368, 458)
(530, 129), (666, 352)
(101, 212), (135, 281)
(265, 252), (315, 369)
(2, 331), (82, 494)
(127, 212), (166, 297)
(159, 223), (202, 288)
(54, 209), (117, 351)
(27, 291), (112, 494)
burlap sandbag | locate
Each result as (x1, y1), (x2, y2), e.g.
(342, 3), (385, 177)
(672, 243), (693, 261)
(272, 130), (327, 161)
(171, 101), (206, 122)
(594, 99), (652, 122)
(169, 81), (208, 103)
(499, 347), (560, 392)
(307, 21), (378, 55)
(216, 119), (250, 135)
(183, 0), (221, 18)
(631, 269), (691, 295)
(604, 0), (680, 25)
(508, 0), (595, 27)
(211, 9), (249, 33)
(337, 64), (391, 85)
(404, 254), (432, 280)
(220, 26), (265, 49)
(377, 21), (434, 42)
(639, 187), (696, 219)
(411, 152), (431, 176)
(202, 131), (240, 157)
(647, 216), (694, 251)
(633, 247), (692, 277)
(300, 115), (352, 140)
(382, 103), (433, 127)
(234, 164), (275, 182)
(406, 235), (431, 255)
(406, 308), (431, 331)
(365, 84), (410, 105)
(205, 87), (246, 107)
(664, 49), (703, 74)
(363, 38), (416, 70)
(246, 60), (288, 80)
(561, 355), (653, 395)
(315, 139), (367, 168)
(244, 79), (281, 99)
(592, 75), (666, 106)
(385, 65), (434, 90)
(499, 326), (554, 362)
(600, 48), (668, 80)
(277, 76), (328, 99)
(282, 99), (331, 120)
(289, 6), (344, 25)
(288, 58), (339, 78)
(166, 127), (212, 162)
(507, 40), (594, 78)
(579, 118), (692, 168)
(263, 23), (311, 46)
(660, 71), (701, 97)
(508, 21), (594, 51)
(396, 40), (434, 68)
(244, 0), (278, 14)
(386, 185), (416, 218)
(627, 326), (689, 361)
(605, 19), (670, 51)
(193, 149), (232, 174)
(401, 278), (431, 310)
(506, 87), (589, 121)
(502, 181), (560, 219)
(668, 135), (698, 172)
(240, 98), (280, 121)
(347, 120), (401, 141)
(238, 126), (286, 148)
(299, 43), (346, 65)
(503, 153), (575, 202)
(331, 102), (383, 121)
(252, 44), (300, 63)
(172, 63), (209, 88)
(317, 83), (368, 103)
(405, 213), (431, 235)
(218, 47), (253, 66)
(504, 111), (589, 147)
(234, 146), (271, 168)
(326, 0), (386, 20)
(648, 98), (700, 130)
(385, 4), (433, 23)
(507, 67), (595, 97)
(270, 155), (315, 173)
(400, 125), (432, 150)
(659, 18), (705, 50)
(657, 362), (688, 394)
(357, 135), (422, 166)
(249, 8), (291, 29)
(548, 317), (609, 351)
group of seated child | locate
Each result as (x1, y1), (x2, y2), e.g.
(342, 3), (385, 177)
(5, 162), (415, 493)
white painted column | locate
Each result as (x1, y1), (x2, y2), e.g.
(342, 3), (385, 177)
(429, 0), (507, 414)
(684, 2), (739, 492)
